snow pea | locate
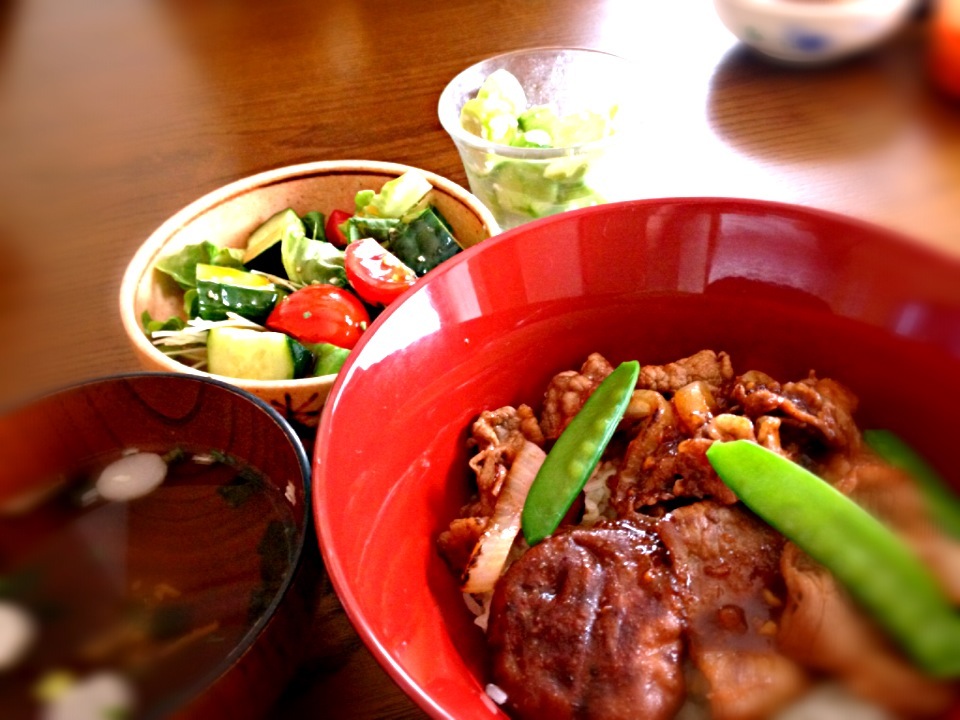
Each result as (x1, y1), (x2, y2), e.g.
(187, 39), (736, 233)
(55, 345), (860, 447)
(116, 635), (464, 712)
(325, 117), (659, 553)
(706, 439), (960, 678)
(864, 429), (960, 540)
(521, 360), (639, 546)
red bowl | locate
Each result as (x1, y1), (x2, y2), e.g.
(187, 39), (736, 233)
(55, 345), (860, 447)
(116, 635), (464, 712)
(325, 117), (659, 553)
(313, 198), (960, 720)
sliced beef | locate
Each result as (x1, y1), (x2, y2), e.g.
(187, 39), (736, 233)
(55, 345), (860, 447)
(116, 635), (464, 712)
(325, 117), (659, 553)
(611, 394), (738, 512)
(487, 520), (685, 720)
(658, 502), (808, 720)
(436, 516), (488, 575)
(731, 372), (861, 453)
(539, 350), (734, 441)
(637, 349), (735, 395)
(438, 405), (542, 574)
(777, 543), (958, 717)
(464, 404), (542, 516)
(612, 436), (738, 513)
(839, 454), (960, 603)
(610, 392), (683, 510)
(668, 439), (738, 505)
(539, 353), (614, 440)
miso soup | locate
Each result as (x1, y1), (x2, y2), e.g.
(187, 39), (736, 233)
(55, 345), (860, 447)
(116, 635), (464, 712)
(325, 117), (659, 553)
(0, 445), (299, 719)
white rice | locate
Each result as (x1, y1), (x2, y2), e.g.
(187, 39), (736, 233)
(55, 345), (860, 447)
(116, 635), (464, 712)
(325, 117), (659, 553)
(485, 683), (509, 705)
(582, 461), (616, 526)
(773, 683), (894, 720)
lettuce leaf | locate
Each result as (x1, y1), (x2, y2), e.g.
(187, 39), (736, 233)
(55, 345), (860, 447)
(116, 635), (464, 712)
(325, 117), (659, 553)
(343, 216), (402, 245)
(390, 207), (461, 276)
(141, 311), (187, 334)
(354, 170), (432, 219)
(281, 234), (348, 287)
(154, 242), (245, 289)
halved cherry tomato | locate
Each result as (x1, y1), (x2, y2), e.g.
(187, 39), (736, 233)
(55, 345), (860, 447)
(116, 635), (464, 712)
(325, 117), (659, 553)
(325, 209), (352, 248)
(344, 237), (417, 307)
(265, 284), (369, 349)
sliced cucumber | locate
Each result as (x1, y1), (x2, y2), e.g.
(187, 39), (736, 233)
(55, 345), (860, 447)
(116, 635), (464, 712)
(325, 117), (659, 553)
(197, 264), (273, 287)
(310, 343), (351, 376)
(243, 208), (304, 263)
(390, 207), (461, 276)
(207, 327), (312, 381)
(243, 208), (306, 275)
(195, 264), (283, 322)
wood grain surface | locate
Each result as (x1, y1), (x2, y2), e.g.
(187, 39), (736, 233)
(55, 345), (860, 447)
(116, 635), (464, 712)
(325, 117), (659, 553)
(0, 0), (957, 717)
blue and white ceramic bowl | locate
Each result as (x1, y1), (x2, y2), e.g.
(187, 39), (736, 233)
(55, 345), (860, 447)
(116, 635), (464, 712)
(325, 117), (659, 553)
(713, 0), (917, 65)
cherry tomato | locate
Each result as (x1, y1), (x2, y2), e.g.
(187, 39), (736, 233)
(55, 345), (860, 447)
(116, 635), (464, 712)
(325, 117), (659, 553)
(344, 237), (417, 307)
(265, 284), (369, 349)
(325, 209), (352, 247)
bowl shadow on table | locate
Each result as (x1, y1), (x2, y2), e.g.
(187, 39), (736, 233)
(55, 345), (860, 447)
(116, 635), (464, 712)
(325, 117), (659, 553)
(704, 39), (914, 165)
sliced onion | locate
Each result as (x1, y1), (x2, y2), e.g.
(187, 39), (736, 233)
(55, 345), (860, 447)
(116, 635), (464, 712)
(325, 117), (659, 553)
(95, 452), (167, 502)
(673, 380), (717, 433)
(461, 440), (545, 594)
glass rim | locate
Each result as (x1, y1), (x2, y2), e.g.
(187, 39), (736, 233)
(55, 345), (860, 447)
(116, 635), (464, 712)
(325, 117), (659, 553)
(437, 46), (632, 160)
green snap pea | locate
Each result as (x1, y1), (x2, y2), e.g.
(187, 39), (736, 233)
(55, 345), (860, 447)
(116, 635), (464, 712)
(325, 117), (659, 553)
(864, 429), (960, 540)
(706, 439), (960, 678)
(521, 360), (639, 546)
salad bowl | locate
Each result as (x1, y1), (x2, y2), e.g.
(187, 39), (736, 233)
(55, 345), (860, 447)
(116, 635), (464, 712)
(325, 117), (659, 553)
(119, 160), (499, 432)
(313, 198), (960, 720)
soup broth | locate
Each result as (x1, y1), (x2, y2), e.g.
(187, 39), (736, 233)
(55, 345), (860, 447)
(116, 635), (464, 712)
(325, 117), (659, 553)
(0, 445), (297, 719)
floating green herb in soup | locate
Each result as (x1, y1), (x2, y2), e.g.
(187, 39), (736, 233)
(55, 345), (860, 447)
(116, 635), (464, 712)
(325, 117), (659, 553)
(0, 447), (298, 719)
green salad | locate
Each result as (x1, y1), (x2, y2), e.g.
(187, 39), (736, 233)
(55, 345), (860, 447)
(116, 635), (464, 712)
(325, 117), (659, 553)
(458, 68), (620, 226)
(144, 171), (463, 382)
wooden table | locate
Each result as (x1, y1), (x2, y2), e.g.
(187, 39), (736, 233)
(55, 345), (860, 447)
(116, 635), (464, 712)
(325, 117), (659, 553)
(0, 0), (957, 717)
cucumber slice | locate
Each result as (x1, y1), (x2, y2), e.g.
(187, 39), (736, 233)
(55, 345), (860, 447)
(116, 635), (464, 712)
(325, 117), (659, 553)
(207, 327), (312, 381)
(195, 264), (283, 322)
(389, 207), (461, 276)
(311, 343), (350, 376)
(243, 208), (305, 264)
(196, 264), (273, 287)
(288, 338), (314, 377)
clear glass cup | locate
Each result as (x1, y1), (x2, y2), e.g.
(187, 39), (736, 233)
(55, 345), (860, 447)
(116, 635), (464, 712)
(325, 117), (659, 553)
(438, 47), (636, 230)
